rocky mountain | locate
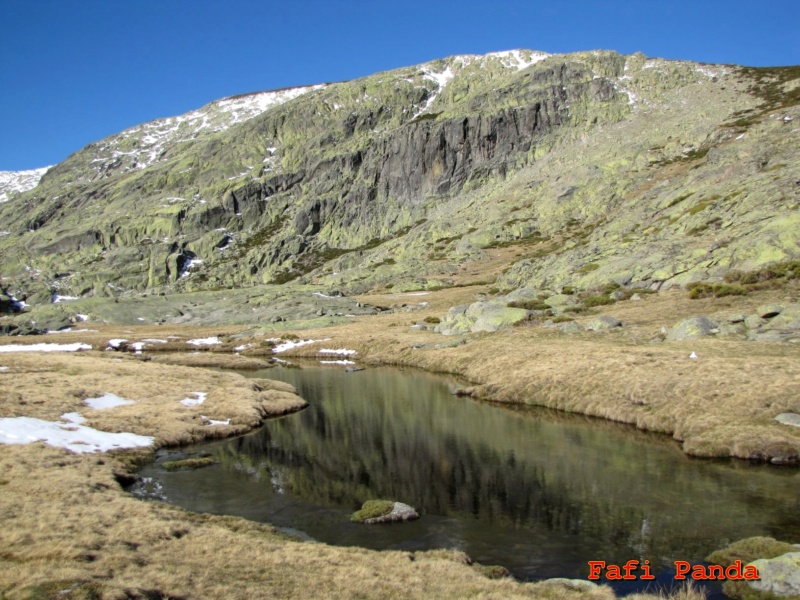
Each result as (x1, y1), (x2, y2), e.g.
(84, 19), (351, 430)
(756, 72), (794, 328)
(1, 49), (798, 314)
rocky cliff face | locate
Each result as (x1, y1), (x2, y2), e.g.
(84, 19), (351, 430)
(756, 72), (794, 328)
(1, 50), (798, 308)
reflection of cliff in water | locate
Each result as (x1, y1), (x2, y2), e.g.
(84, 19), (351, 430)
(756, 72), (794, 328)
(209, 367), (799, 568)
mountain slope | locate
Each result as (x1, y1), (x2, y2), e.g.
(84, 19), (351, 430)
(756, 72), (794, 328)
(1, 50), (798, 310)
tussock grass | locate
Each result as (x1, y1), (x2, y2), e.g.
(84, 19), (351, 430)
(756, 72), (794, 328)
(162, 457), (215, 471)
(350, 499), (394, 522)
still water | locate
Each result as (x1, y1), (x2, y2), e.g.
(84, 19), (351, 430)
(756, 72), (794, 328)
(135, 366), (799, 595)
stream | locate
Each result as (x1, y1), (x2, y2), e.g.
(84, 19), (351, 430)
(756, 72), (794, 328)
(134, 365), (800, 596)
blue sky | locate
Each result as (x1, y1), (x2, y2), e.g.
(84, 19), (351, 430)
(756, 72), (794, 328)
(1, 0), (798, 171)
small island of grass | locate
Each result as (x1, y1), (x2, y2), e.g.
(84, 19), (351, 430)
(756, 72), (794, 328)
(351, 500), (419, 524)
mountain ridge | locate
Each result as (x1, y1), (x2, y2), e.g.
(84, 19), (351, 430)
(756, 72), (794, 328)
(0, 48), (798, 319)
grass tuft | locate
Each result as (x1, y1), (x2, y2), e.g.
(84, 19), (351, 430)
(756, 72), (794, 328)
(162, 458), (215, 471)
(351, 499), (395, 523)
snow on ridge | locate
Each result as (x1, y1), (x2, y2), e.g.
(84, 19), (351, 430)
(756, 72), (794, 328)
(215, 85), (326, 125)
(0, 166), (52, 202)
(485, 49), (551, 70)
(85, 84), (326, 176)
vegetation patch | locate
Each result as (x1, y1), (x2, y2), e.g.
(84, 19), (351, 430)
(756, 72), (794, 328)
(508, 300), (550, 311)
(582, 294), (615, 308)
(472, 564), (511, 580)
(577, 262), (600, 275)
(350, 499), (395, 523)
(688, 260), (800, 299)
(162, 457), (215, 471)
(423, 316), (441, 324)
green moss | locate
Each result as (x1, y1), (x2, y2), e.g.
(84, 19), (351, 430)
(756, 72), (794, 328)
(577, 262), (600, 275)
(583, 294), (615, 307)
(507, 300), (550, 311)
(687, 201), (713, 216)
(351, 499), (395, 523)
(687, 282), (748, 299)
(423, 316), (441, 324)
(707, 536), (796, 567)
(552, 316), (574, 323)
(162, 457), (215, 471)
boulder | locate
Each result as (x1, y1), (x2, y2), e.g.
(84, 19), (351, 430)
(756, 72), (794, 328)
(351, 500), (420, 524)
(666, 316), (718, 341)
(757, 304), (784, 319)
(437, 302), (529, 335)
(718, 322), (747, 337)
(468, 302), (530, 333)
(557, 321), (583, 334)
(543, 294), (580, 309)
(585, 316), (622, 331)
(775, 413), (800, 428)
(748, 552), (800, 597)
(745, 314), (767, 330)
(761, 305), (800, 332)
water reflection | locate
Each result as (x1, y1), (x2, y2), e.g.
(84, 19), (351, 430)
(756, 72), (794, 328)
(137, 366), (800, 590)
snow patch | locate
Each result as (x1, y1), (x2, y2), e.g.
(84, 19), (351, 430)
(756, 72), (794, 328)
(486, 49), (550, 70)
(0, 416), (153, 453)
(272, 338), (329, 353)
(84, 393), (134, 410)
(60, 412), (86, 424)
(319, 348), (357, 356)
(107, 339), (127, 349)
(187, 337), (222, 346)
(0, 342), (91, 353)
(202, 416), (230, 426)
(320, 360), (356, 365)
(180, 392), (207, 406)
(76, 314), (89, 322)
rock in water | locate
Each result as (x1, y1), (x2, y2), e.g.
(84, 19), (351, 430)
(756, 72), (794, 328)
(351, 500), (420, 524)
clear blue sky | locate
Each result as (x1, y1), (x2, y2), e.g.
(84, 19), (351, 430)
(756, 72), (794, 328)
(1, 0), (798, 171)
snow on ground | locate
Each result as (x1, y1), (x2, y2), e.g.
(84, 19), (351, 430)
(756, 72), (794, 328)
(84, 393), (134, 410)
(234, 344), (252, 351)
(142, 339), (167, 344)
(52, 295), (79, 303)
(202, 416), (230, 426)
(0, 366), (9, 372)
(319, 348), (357, 355)
(320, 360), (356, 365)
(187, 337), (222, 346)
(272, 338), (330, 353)
(180, 392), (207, 407)
(46, 328), (73, 334)
(107, 339), (127, 349)
(0, 416), (153, 453)
(61, 412), (86, 424)
(399, 292), (430, 296)
(0, 343), (91, 353)
(0, 166), (51, 203)
(273, 358), (292, 365)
